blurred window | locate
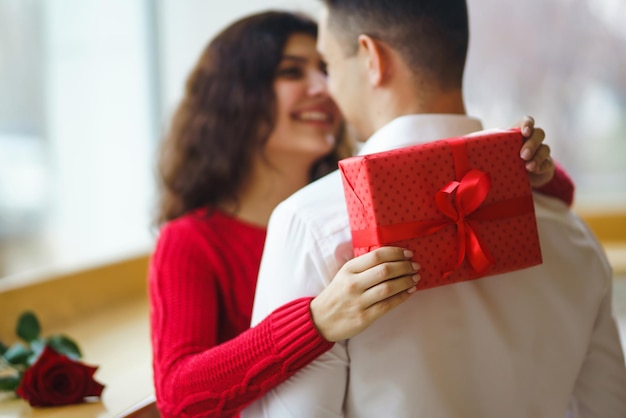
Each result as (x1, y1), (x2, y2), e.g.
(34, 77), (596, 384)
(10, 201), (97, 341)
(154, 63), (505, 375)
(0, 0), (158, 278)
(465, 0), (626, 210)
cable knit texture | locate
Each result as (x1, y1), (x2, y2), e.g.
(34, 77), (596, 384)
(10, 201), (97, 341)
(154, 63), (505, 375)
(149, 209), (332, 418)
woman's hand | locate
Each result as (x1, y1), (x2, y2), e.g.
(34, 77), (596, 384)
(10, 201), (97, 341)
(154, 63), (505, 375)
(515, 115), (555, 188)
(310, 247), (419, 342)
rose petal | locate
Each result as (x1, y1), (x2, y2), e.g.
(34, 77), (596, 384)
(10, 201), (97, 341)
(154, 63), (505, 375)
(16, 346), (105, 407)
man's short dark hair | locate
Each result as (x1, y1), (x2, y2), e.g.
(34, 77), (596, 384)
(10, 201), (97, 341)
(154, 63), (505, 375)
(321, 0), (469, 90)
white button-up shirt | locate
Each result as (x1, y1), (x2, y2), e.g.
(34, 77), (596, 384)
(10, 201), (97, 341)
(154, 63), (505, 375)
(244, 114), (626, 418)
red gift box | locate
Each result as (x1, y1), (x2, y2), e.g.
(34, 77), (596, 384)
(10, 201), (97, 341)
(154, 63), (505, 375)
(339, 129), (542, 291)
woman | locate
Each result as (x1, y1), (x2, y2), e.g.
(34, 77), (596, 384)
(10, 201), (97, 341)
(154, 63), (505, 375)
(149, 11), (573, 418)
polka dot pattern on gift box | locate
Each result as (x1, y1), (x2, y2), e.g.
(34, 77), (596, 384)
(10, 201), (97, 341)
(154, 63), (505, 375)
(339, 130), (542, 290)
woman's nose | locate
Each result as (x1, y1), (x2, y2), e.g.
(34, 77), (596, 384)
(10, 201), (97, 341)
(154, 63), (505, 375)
(308, 70), (328, 96)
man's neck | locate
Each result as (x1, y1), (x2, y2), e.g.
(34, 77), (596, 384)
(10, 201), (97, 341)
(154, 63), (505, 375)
(420, 89), (466, 115)
(368, 87), (466, 137)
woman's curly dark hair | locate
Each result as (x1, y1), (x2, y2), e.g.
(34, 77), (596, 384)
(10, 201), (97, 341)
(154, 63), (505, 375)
(155, 11), (352, 226)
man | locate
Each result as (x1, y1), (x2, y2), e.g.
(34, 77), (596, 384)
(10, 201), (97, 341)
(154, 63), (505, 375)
(244, 1), (626, 417)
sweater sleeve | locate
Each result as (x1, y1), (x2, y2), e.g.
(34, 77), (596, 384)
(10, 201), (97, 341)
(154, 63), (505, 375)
(149, 222), (333, 418)
(533, 161), (575, 207)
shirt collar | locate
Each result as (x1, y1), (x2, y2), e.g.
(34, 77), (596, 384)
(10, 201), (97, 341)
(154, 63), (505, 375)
(358, 114), (484, 156)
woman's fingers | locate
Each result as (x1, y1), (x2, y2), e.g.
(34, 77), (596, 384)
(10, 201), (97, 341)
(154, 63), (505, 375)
(538, 155), (555, 173)
(520, 127), (546, 162)
(525, 144), (551, 172)
(310, 246), (421, 342)
(343, 246), (418, 291)
(360, 272), (419, 309)
(361, 289), (414, 324)
(344, 246), (413, 273)
(357, 257), (419, 288)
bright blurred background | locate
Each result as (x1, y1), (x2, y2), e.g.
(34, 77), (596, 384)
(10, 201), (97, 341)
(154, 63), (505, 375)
(0, 0), (624, 279)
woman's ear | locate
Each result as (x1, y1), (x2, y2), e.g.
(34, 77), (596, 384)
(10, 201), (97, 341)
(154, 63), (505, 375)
(357, 34), (388, 87)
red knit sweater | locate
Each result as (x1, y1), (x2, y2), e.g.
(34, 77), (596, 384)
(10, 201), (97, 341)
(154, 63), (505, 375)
(149, 165), (574, 418)
(149, 209), (333, 418)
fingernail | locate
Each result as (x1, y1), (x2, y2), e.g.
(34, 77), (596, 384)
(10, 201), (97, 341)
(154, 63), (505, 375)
(521, 148), (532, 160)
(411, 262), (420, 271)
(407, 285), (418, 294)
(523, 126), (531, 136)
(412, 274), (420, 283)
(526, 161), (536, 171)
(403, 250), (414, 258)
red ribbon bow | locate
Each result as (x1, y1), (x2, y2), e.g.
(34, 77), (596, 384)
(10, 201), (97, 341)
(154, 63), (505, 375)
(435, 169), (495, 277)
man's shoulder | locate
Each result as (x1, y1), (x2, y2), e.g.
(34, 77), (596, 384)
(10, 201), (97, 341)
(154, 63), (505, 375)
(275, 170), (344, 219)
(533, 193), (591, 233)
(533, 193), (611, 271)
(269, 170), (352, 247)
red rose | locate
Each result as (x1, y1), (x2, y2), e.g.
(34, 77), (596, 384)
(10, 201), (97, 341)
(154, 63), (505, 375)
(15, 346), (105, 407)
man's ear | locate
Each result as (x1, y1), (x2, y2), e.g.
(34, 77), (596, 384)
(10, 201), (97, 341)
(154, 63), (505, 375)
(357, 34), (388, 87)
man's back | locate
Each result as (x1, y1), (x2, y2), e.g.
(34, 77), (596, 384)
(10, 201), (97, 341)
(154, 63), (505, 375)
(246, 116), (626, 417)
(344, 193), (625, 417)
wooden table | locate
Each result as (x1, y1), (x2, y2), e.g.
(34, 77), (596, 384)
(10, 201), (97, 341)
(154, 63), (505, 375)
(0, 299), (155, 418)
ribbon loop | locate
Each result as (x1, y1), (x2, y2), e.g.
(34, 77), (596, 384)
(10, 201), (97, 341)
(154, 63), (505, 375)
(457, 170), (492, 214)
(435, 181), (461, 221)
(436, 169), (495, 277)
